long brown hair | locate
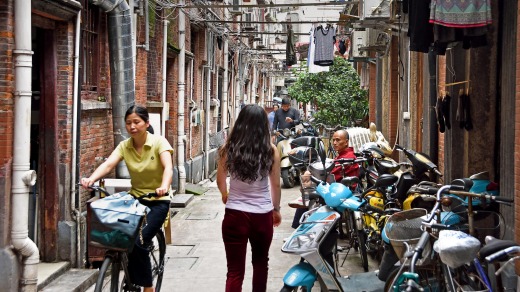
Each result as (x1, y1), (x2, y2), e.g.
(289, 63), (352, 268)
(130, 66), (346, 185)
(219, 104), (274, 183)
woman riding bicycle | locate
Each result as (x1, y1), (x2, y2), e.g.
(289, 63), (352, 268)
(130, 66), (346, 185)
(81, 105), (173, 292)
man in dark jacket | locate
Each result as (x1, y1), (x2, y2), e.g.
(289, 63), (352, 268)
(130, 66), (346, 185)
(273, 97), (300, 131)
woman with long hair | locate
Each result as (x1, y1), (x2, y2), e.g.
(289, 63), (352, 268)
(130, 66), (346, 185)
(217, 104), (282, 292)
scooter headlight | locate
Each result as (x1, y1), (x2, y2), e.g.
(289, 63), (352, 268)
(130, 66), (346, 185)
(283, 128), (291, 137)
(284, 233), (319, 251)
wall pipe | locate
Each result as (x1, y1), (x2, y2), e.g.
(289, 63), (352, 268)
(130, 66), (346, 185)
(188, 58), (196, 182)
(177, 1), (187, 194)
(221, 9), (229, 130)
(204, 63), (211, 178)
(91, 0), (136, 178)
(136, 0), (149, 51)
(71, 9), (82, 268)
(12, 0), (39, 290)
(161, 19), (169, 136)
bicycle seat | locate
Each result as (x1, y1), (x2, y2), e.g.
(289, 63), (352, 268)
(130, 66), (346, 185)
(340, 176), (360, 187)
(478, 237), (519, 261)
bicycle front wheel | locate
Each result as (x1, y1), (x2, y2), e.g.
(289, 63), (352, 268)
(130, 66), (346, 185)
(94, 255), (120, 292)
(150, 229), (166, 291)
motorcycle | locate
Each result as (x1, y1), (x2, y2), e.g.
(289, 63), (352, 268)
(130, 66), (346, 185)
(358, 142), (402, 189)
(355, 144), (441, 265)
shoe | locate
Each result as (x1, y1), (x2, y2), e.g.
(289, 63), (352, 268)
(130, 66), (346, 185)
(288, 197), (308, 209)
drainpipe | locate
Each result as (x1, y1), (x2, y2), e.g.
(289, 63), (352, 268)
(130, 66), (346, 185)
(177, 2), (187, 194)
(91, 0), (136, 178)
(12, 0), (39, 290)
(204, 64), (211, 178)
(221, 9), (229, 130)
(375, 52), (383, 129)
(161, 19), (169, 136)
(71, 9), (82, 268)
(136, 0), (149, 51)
(427, 50), (438, 165)
(189, 58), (196, 183)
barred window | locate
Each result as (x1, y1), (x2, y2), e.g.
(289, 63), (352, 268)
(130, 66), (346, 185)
(81, 1), (100, 91)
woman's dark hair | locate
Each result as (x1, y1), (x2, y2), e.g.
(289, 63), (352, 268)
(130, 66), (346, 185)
(219, 104), (274, 183)
(125, 105), (149, 122)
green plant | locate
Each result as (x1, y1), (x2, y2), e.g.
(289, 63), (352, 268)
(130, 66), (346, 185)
(288, 57), (368, 127)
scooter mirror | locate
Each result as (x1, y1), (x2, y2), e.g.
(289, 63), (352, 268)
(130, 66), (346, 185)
(317, 139), (326, 165)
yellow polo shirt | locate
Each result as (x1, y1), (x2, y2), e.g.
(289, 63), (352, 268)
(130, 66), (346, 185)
(115, 133), (174, 201)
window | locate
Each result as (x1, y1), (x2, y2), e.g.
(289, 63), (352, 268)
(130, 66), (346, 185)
(81, 1), (100, 91)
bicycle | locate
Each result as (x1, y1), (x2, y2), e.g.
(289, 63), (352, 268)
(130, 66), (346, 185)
(385, 184), (513, 291)
(87, 185), (166, 292)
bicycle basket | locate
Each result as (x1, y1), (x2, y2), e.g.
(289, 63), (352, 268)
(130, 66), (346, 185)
(439, 209), (505, 244)
(385, 208), (431, 264)
(88, 202), (144, 251)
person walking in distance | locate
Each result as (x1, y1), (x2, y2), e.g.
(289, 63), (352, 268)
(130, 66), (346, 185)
(217, 104), (282, 292)
(81, 105), (173, 292)
(272, 97), (300, 142)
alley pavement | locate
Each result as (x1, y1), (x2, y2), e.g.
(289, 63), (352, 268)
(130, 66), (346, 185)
(161, 178), (382, 291)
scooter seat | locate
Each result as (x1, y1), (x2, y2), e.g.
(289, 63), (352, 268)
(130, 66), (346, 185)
(340, 176), (360, 187)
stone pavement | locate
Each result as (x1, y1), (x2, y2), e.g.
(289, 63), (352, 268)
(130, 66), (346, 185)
(161, 179), (383, 291)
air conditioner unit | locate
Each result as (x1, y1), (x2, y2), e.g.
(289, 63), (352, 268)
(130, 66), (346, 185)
(362, 0), (391, 20)
(351, 30), (368, 59)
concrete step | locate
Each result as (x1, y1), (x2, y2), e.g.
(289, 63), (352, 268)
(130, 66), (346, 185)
(39, 268), (98, 292)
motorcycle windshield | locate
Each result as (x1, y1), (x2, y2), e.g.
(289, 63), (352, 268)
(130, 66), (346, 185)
(282, 207), (340, 254)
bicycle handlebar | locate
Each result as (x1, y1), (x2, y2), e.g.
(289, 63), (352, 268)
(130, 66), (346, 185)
(485, 246), (520, 263)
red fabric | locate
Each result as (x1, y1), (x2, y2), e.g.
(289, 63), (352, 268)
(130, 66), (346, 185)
(331, 147), (359, 183)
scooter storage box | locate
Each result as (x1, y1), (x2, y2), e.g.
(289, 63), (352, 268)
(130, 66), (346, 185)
(289, 146), (319, 165)
(308, 159), (334, 181)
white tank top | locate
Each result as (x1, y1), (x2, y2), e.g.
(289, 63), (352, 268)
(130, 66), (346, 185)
(226, 174), (273, 214)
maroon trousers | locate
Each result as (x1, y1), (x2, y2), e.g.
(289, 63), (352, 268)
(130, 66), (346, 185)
(222, 208), (274, 292)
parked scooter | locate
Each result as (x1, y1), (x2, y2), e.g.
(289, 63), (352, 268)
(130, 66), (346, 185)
(276, 128), (298, 188)
(281, 140), (385, 291)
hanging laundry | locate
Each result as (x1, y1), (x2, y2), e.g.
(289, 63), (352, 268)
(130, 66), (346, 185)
(307, 26), (329, 73)
(442, 93), (451, 130)
(429, 0), (491, 53)
(457, 91), (473, 130)
(405, 0), (434, 53)
(436, 95), (445, 133)
(338, 40), (347, 55)
(430, 0), (492, 28)
(314, 25), (336, 66)
(286, 25), (297, 66)
(436, 92), (452, 133)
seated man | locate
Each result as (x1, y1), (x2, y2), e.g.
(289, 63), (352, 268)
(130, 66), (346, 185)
(290, 129), (359, 229)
